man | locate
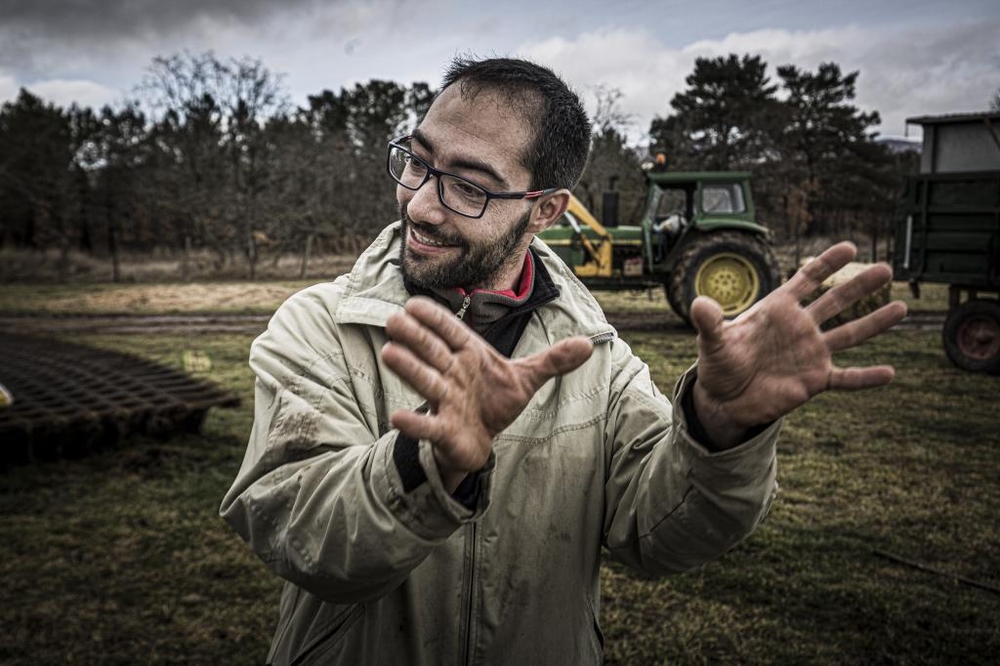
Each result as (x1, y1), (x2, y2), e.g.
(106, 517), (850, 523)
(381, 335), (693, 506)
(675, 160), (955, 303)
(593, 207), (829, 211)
(221, 57), (906, 665)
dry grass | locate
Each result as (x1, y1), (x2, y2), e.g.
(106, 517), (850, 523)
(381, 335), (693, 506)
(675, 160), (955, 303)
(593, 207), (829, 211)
(0, 233), (949, 319)
(0, 281), (317, 315)
(1, 232), (894, 286)
(0, 247), (355, 284)
(38, 282), (310, 315)
(0, 280), (949, 320)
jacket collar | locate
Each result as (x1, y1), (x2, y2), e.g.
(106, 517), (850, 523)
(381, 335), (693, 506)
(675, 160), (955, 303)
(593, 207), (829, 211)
(333, 223), (411, 327)
(333, 221), (616, 344)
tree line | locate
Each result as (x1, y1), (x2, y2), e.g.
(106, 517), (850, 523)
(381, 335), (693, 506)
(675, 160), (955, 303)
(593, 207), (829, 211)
(0, 51), (917, 280)
(605, 54), (918, 263)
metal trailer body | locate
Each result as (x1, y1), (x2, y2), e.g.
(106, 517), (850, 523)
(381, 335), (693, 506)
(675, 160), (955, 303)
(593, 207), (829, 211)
(892, 112), (1000, 373)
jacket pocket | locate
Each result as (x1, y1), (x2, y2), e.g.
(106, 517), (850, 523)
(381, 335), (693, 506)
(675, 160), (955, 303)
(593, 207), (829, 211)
(291, 603), (365, 666)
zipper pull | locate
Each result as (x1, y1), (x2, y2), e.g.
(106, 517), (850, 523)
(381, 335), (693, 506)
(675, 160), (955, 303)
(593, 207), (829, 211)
(455, 295), (472, 320)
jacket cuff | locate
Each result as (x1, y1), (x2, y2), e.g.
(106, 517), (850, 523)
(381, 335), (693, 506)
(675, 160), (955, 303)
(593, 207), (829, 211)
(376, 432), (494, 539)
(393, 433), (482, 509)
(672, 365), (782, 474)
(392, 433), (428, 492)
(451, 471), (481, 509)
(678, 368), (775, 452)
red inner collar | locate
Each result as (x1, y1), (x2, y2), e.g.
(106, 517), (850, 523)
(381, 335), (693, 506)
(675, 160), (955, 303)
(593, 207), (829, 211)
(456, 251), (534, 300)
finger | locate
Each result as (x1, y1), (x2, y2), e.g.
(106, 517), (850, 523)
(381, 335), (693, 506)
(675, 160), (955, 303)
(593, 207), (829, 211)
(517, 336), (594, 389)
(690, 296), (725, 347)
(386, 311), (455, 374)
(828, 364), (896, 391)
(806, 263), (893, 325)
(824, 300), (908, 352)
(381, 341), (449, 404)
(784, 241), (857, 301)
(390, 409), (445, 442)
(405, 296), (476, 352)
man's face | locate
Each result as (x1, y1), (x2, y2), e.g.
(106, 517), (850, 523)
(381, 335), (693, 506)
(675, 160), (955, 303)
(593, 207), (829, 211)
(399, 204), (532, 291)
(397, 85), (538, 292)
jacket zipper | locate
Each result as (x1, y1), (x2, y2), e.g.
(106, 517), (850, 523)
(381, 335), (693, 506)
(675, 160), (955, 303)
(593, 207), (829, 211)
(462, 522), (477, 665)
(590, 330), (616, 345)
(455, 295), (472, 320)
(455, 292), (474, 663)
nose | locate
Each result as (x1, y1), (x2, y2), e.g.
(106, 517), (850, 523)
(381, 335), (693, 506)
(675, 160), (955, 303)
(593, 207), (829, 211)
(399, 177), (448, 226)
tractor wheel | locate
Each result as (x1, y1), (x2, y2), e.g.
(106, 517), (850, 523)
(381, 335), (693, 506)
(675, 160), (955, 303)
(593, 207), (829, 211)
(942, 299), (1000, 374)
(667, 232), (782, 326)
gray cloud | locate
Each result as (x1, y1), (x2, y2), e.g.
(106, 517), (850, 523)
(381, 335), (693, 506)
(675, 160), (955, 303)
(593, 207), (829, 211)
(3, 0), (997, 142)
(522, 18), (1000, 142)
(855, 20), (1000, 132)
(0, 0), (365, 86)
(0, 0), (321, 40)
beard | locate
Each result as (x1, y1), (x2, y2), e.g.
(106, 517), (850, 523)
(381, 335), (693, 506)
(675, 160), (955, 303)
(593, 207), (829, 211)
(399, 204), (532, 290)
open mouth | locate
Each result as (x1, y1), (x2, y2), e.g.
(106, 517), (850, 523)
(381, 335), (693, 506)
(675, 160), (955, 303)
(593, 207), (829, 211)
(409, 227), (459, 250)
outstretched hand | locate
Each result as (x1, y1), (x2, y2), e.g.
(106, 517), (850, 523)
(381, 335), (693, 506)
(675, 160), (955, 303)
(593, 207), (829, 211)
(382, 297), (593, 492)
(690, 241), (908, 448)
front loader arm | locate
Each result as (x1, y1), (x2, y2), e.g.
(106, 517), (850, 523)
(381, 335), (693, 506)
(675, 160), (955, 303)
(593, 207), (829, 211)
(566, 195), (614, 277)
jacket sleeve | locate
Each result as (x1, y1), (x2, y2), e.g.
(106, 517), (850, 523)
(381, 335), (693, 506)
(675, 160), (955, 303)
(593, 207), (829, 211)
(601, 339), (779, 575)
(219, 285), (493, 604)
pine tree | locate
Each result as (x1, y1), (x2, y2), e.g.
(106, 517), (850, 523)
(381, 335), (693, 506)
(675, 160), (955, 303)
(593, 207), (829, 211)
(650, 54), (779, 170)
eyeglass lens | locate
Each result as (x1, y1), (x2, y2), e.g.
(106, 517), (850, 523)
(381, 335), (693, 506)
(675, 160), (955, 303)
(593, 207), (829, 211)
(388, 145), (488, 217)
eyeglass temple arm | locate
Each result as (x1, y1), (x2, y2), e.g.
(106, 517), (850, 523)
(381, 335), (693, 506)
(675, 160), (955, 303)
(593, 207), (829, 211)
(492, 187), (559, 201)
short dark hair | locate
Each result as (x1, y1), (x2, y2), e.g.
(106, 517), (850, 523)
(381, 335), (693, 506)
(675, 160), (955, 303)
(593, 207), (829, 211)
(440, 57), (592, 191)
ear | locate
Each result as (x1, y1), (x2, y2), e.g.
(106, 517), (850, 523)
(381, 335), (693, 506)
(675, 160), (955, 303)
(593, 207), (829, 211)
(526, 189), (572, 234)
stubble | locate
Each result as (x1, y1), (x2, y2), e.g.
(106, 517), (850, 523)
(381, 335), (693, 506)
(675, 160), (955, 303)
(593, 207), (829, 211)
(399, 205), (531, 291)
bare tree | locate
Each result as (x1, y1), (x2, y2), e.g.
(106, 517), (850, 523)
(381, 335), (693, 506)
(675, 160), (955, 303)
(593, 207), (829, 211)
(575, 87), (645, 225)
(138, 52), (289, 278)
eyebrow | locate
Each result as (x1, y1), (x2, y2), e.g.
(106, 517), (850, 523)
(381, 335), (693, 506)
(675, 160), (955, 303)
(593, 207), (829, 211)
(410, 128), (510, 190)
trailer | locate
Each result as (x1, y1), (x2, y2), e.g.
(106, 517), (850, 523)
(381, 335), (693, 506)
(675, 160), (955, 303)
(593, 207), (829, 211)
(893, 112), (1000, 373)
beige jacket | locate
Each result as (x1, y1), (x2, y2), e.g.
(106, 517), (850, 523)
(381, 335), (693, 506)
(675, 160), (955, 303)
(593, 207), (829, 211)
(220, 222), (780, 665)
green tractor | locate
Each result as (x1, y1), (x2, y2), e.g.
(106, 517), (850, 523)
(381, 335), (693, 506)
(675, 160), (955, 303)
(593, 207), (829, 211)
(538, 168), (782, 326)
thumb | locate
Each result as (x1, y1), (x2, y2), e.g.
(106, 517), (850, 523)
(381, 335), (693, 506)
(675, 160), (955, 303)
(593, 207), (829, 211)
(690, 296), (725, 346)
(519, 336), (594, 389)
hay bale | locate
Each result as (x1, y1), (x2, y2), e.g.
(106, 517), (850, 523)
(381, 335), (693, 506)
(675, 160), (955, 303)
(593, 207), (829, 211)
(799, 258), (891, 329)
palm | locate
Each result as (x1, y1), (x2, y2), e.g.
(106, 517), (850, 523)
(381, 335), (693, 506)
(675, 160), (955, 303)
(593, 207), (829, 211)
(418, 342), (562, 469)
(382, 297), (593, 476)
(696, 290), (837, 426)
(691, 242), (907, 433)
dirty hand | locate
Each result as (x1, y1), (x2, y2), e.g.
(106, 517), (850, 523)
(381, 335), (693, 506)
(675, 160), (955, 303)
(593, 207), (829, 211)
(382, 296), (594, 492)
(690, 241), (908, 449)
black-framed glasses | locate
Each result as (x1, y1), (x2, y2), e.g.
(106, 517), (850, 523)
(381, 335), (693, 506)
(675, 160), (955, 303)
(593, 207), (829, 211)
(386, 136), (556, 219)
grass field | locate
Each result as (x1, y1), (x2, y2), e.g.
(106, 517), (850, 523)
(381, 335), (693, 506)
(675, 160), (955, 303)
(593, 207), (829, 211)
(0, 279), (952, 316)
(1, 287), (997, 664)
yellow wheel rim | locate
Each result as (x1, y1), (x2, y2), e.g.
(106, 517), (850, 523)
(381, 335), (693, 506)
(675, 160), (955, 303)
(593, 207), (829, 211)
(694, 253), (759, 316)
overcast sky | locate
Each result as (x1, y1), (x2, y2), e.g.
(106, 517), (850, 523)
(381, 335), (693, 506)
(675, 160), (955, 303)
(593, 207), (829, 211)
(1, 0), (998, 142)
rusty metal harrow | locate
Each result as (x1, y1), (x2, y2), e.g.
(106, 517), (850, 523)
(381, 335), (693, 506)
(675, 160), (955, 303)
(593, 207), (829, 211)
(0, 334), (239, 464)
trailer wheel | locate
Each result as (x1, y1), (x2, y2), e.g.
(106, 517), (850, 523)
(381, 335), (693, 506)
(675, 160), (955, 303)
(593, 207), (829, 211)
(942, 299), (1000, 374)
(667, 232), (782, 326)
